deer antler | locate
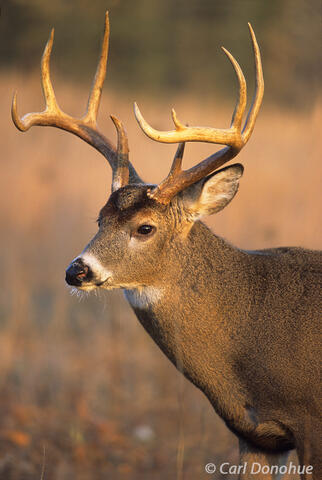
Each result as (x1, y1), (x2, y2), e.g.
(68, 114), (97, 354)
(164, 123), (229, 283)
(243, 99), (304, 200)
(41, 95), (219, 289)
(134, 23), (264, 204)
(12, 11), (142, 191)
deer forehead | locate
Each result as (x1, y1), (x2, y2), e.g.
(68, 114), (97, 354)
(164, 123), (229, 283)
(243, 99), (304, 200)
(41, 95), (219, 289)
(98, 186), (169, 225)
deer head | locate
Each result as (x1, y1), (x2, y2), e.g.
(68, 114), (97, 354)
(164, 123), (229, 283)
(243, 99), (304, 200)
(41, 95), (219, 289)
(12, 11), (263, 293)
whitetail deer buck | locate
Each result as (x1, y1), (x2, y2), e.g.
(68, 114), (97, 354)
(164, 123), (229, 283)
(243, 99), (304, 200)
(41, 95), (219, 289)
(12, 12), (321, 480)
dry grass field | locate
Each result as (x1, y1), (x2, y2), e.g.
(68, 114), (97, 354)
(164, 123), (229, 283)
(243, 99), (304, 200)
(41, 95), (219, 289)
(0, 69), (321, 479)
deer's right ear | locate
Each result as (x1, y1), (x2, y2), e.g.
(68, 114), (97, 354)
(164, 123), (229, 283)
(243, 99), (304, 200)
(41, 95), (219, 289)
(180, 164), (244, 219)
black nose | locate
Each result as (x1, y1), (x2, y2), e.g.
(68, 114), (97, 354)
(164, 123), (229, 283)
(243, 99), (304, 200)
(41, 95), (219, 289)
(65, 258), (93, 286)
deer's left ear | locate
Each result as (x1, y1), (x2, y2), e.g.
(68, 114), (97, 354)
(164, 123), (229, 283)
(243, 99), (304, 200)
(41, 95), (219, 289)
(180, 164), (244, 219)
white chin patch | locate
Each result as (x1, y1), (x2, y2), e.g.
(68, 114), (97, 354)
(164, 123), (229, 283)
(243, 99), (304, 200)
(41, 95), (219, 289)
(78, 252), (113, 284)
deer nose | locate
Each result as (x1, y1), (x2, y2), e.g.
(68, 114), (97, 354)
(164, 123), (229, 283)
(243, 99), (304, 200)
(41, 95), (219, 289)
(65, 258), (92, 286)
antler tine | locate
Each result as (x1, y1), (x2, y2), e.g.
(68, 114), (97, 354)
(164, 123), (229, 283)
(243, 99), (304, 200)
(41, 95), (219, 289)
(147, 142), (185, 201)
(12, 29), (60, 131)
(170, 142), (185, 176)
(110, 115), (130, 191)
(242, 23), (264, 142)
(12, 11), (142, 186)
(84, 11), (109, 126)
(135, 25), (263, 204)
(221, 47), (247, 130)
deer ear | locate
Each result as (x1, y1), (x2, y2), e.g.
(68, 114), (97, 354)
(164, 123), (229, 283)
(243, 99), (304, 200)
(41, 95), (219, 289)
(181, 164), (244, 218)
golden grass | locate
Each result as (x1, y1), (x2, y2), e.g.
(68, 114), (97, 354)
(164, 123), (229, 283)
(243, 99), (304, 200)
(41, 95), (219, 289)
(0, 71), (320, 478)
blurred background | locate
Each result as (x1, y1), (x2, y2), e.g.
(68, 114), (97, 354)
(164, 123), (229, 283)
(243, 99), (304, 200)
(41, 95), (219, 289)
(0, 1), (321, 479)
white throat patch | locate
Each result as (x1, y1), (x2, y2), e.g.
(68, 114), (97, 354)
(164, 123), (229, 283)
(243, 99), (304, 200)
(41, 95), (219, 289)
(124, 286), (163, 310)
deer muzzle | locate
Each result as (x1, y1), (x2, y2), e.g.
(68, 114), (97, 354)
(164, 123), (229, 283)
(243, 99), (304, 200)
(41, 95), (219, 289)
(65, 258), (93, 287)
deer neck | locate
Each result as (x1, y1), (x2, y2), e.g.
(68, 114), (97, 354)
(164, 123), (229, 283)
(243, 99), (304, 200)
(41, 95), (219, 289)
(124, 221), (250, 399)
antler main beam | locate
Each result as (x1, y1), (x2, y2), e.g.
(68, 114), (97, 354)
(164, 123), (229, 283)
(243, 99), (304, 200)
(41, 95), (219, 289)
(134, 23), (264, 204)
(12, 11), (142, 189)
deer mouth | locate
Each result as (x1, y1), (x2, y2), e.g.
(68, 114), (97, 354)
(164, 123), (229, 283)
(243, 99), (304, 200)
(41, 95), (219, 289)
(95, 277), (113, 288)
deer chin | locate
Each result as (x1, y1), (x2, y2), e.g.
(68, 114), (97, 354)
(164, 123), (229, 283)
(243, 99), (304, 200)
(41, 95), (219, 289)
(72, 283), (98, 292)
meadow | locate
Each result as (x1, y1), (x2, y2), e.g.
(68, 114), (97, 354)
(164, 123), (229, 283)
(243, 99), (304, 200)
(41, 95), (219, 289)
(0, 71), (321, 479)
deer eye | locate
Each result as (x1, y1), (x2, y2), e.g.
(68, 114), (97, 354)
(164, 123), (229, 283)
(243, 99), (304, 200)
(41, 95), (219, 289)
(137, 224), (155, 236)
